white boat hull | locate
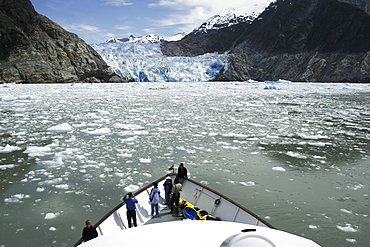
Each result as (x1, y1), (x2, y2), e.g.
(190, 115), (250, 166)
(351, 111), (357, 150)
(74, 175), (320, 247)
(81, 220), (319, 247)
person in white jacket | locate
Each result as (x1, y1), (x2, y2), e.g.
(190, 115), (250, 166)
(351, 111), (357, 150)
(149, 181), (161, 217)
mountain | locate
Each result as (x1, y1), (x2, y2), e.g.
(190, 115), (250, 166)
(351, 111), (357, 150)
(161, 9), (262, 57)
(91, 9), (259, 82)
(162, 0), (370, 82)
(104, 33), (186, 44)
(0, 0), (123, 83)
(189, 9), (258, 37)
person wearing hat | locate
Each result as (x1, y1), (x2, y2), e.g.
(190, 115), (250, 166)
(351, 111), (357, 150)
(163, 176), (173, 208)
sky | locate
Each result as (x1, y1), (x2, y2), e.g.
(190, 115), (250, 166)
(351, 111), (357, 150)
(30, 0), (272, 44)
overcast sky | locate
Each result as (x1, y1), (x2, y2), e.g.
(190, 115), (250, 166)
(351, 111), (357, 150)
(30, 0), (272, 44)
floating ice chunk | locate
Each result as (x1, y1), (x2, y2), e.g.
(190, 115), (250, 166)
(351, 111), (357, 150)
(85, 113), (100, 119)
(298, 133), (329, 140)
(49, 227), (57, 231)
(24, 146), (52, 157)
(346, 184), (364, 190)
(309, 225), (319, 229)
(244, 79), (259, 83)
(4, 197), (21, 203)
(1, 95), (17, 101)
(272, 167), (286, 172)
(17, 95), (34, 100)
(340, 209), (353, 214)
(124, 184), (140, 192)
(13, 194), (30, 199)
(0, 144), (22, 153)
(36, 187), (45, 192)
(117, 153), (132, 157)
(114, 172), (126, 177)
(45, 213), (58, 219)
(139, 158), (151, 163)
(97, 109), (110, 115)
(113, 123), (145, 130)
(337, 224), (358, 232)
(40, 156), (64, 168)
(308, 142), (328, 147)
(84, 128), (111, 135)
(346, 239), (357, 243)
(245, 122), (266, 127)
(286, 151), (307, 159)
(142, 173), (152, 178)
(222, 133), (250, 138)
(38, 178), (63, 185)
(239, 181), (255, 186)
(47, 123), (73, 132)
(0, 164), (17, 170)
(276, 79), (292, 83)
(4, 193), (30, 203)
(54, 184), (69, 189)
(118, 130), (149, 136)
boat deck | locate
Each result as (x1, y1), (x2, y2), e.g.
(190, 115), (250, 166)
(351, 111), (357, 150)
(145, 207), (183, 225)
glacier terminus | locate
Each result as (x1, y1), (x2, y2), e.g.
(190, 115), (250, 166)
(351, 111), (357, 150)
(92, 35), (228, 82)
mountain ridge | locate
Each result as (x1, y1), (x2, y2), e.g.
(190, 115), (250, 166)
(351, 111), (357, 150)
(161, 0), (370, 82)
(104, 33), (186, 44)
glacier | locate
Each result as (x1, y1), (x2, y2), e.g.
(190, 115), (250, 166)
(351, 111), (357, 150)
(91, 42), (228, 82)
(91, 7), (269, 83)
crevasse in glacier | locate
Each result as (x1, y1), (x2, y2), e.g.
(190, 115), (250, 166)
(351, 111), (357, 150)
(92, 42), (228, 82)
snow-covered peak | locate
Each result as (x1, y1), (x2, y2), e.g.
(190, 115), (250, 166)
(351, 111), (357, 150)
(165, 33), (187, 42)
(191, 9), (260, 36)
(104, 33), (186, 44)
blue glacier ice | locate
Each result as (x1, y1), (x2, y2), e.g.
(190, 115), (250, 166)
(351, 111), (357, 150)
(92, 42), (228, 82)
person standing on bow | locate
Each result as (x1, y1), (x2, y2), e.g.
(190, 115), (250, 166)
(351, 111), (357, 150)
(176, 163), (188, 184)
(169, 177), (182, 217)
(163, 176), (173, 209)
(82, 220), (98, 242)
(122, 192), (138, 228)
(149, 181), (160, 217)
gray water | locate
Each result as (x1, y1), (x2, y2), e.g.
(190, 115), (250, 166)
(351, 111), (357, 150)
(0, 82), (369, 247)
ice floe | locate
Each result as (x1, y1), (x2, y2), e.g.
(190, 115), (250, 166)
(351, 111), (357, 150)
(47, 123), (73, 132)
(0, 144), (22, 153)
(272, 167), (286, 172)
(337, 224), (358, 232)
(239, 181), (255, 186)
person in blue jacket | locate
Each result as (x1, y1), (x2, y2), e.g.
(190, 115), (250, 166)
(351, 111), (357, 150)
(163, 176), (173, 208)
(149, 181), (160, 217)
(122, 192), (138, 228)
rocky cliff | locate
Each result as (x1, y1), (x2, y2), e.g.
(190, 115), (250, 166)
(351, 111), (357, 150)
(0, 0), (123, 83)
(162, 0), (370, 82)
